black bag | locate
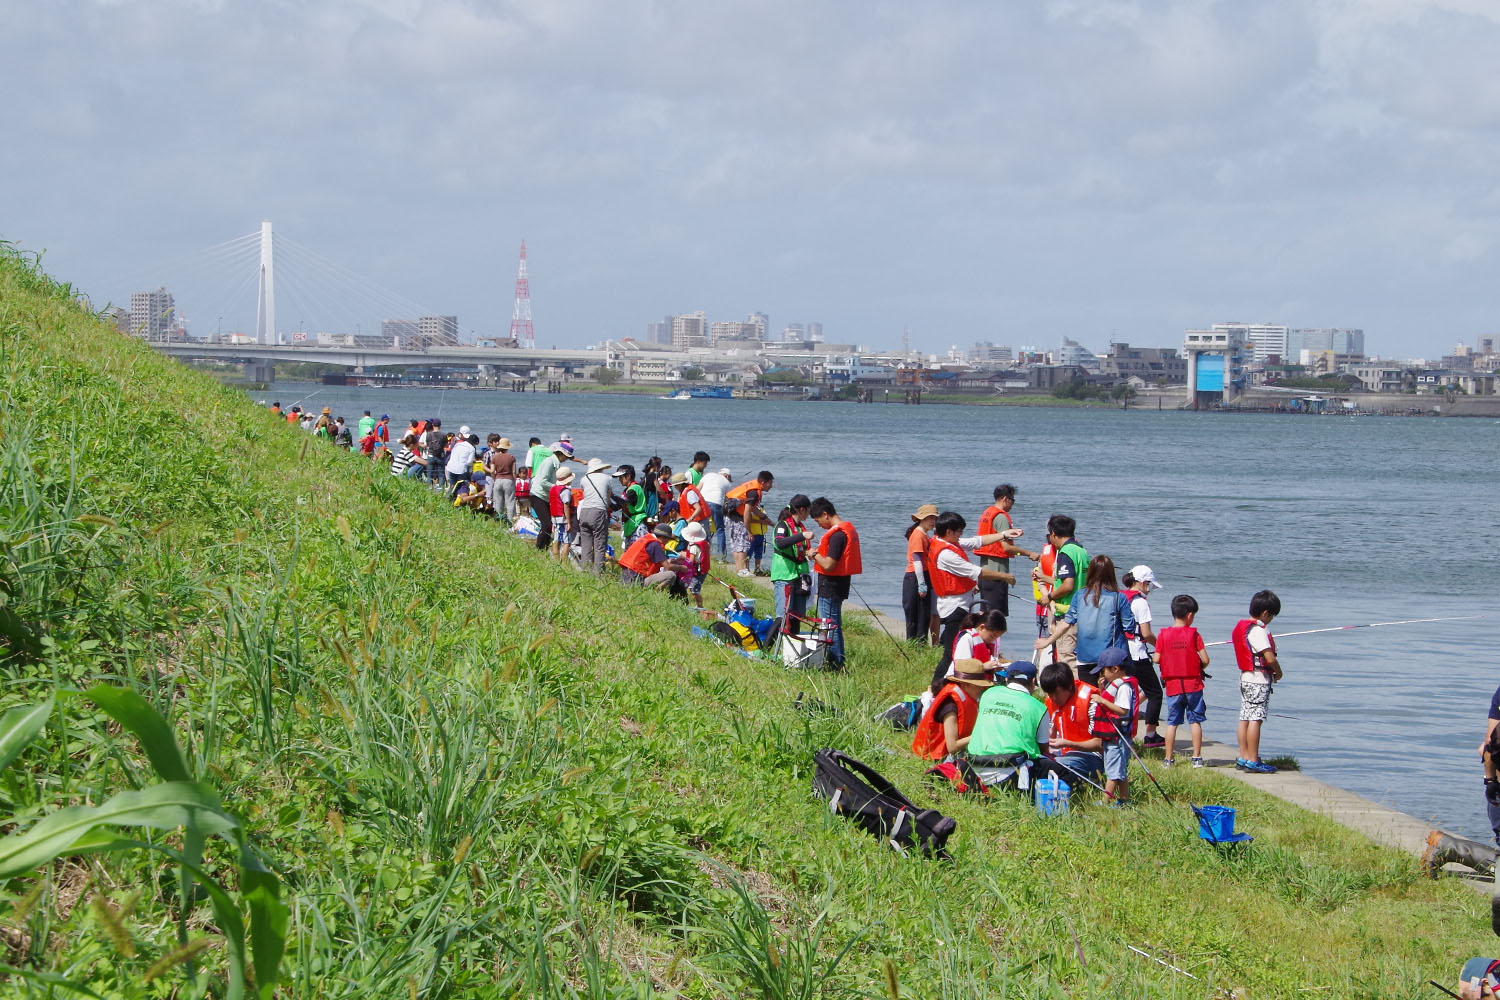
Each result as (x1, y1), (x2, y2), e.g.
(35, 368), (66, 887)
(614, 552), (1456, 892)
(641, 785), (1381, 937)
(873, 698), (923, 731)
(811, 749), (955, 858)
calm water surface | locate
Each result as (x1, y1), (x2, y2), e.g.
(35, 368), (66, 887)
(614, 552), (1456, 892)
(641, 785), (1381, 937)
(269, 384), (1500, 840)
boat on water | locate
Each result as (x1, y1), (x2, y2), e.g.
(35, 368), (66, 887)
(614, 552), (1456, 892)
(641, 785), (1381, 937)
(661, 386), (733, 400)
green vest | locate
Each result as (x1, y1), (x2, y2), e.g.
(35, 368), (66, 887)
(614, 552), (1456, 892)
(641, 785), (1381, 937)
(967, 685), (1048, 758)
(1053, 540), (1089, 611)
(770, 521), (810, 582)
(622, 483), (648, 537)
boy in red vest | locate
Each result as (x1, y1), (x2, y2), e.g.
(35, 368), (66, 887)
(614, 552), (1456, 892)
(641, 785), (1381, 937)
(1233, 590), (1283, 774)
(1089, 647), (1139, 803)
(1156, 594), (1209, 767)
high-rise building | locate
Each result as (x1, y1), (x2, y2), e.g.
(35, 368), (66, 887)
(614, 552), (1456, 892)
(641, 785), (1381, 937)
(671, 311), (707, 349)
(782, 322), (805, 343)
(807, 321), (824, 343)
(1057, 337), (1096, 369)
(1289, 327), (1364, 358)
(710, 320), (761, 344)
(645, 318), (672, 345)
(382, 319), (419, 347)
(129, 287), (175, 342)
(1213, 323), (1288, 363)
(748, 312), (769, 341)
(417, 315), (459, 349)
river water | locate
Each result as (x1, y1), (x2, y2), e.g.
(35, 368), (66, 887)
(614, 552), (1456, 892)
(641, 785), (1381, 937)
(266, 383), (1500, 841)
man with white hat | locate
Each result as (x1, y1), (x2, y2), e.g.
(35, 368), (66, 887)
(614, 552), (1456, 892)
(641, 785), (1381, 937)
(444, 429), (477, 499)
(576, 458), (621, 573)
(1122, 564), (1165, 748)
(698, 467), (733, 557)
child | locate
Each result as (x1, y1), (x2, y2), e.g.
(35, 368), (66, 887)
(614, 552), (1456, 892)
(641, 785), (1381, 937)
(679, 521), (710, 608)
(1232, 590), (1283, 774)
(1156, 594), (1209, 767)
(549, 468), (576, 561)
(1089, 647), (1139, 803)
(1037, 662), (1105, 786)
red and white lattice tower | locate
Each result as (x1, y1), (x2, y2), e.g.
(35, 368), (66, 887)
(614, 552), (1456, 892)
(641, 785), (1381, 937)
(508, 241), (534, 349)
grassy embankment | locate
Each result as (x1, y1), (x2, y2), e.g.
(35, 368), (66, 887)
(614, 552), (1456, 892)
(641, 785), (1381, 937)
(0, 243), (1489, 998)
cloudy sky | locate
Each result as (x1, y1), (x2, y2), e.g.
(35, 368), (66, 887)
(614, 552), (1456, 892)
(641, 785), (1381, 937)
(4, 0), (1497, 357)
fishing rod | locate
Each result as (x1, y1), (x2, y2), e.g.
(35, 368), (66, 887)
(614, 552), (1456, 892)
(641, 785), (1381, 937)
(289, 387), (324, 409)
(1110, 719), (1173, 806)
(1202, 614), (1485, 647)
(848, 582), (913, 662)
(1043, 753), (1119, 801)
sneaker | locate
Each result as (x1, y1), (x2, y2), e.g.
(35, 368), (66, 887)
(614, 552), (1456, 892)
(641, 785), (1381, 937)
(1142, 733), (1166, 749)
(1161, 757), (1174, 767)
(1234, 758), (1248, 771)
(1191, 757), (1205, 768)
(1245, 760), (1277, 774)
(736, 569), (752, 578)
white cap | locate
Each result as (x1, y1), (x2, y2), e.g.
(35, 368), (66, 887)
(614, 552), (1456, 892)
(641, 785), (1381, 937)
(1128, 565), (1159, 589)
(459, 425), (471, 437)
(718, 467), (732, 477)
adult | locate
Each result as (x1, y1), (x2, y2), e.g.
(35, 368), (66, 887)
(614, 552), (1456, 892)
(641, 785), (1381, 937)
(422, 419), (446, 485)
(964, 662), (1068, 797)
(523, 437), (548, 474)
(1122, 565), (1165, 748)
(374, 414), (390, 448)
(640, 457), (663, 519)
(485, 436), (517, 522)
(926, 511), (1016, 695)
(445, 431), (477, 498)
(699, 467), (732, 556)
(357, 410), (376, 441)
(334, 417), (353, 449)
(1036, 555), (1135, 686)
(770, 494), (813, 630)
(617, 464), (649, 542)
(618, 523), (685, 591)
(810, 497), (860, 671)
(1418, 692), (1500, 885)
(530, 440), (573, 550)
(390, 434), (424, 478)
(576, 458), (619, 573)
(724, 471), (774, 578)
(902, 504), (939, 643)
(687, 451), (709, 486)
(672, 473), (711, 528)
(975, 485), (1039, 616)
(1038, 661), (1105, 785)
(1031, 515), (1088, 666)
(911, 659), (993, 760)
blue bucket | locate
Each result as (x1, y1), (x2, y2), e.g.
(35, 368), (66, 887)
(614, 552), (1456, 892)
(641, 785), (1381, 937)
(1035, 777), (1071, 817)
(1196, 805), (1243, 842)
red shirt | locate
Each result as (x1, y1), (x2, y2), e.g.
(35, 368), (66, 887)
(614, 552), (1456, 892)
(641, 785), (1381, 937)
(1156, 625), (1206, 696)
(549, 483), (574, 519)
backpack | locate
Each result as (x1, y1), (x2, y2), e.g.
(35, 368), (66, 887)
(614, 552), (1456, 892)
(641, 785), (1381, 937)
(811, 749), (956, 858)
(874, 698), (924, 731)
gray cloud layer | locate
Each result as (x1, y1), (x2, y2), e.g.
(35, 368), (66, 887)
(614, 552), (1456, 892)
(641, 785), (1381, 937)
(3, 0), (1497, 355)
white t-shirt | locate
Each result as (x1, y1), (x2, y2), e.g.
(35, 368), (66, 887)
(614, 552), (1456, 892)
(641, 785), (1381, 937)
(1104, 677), (1138, 715)
(934, 536), (987, 618)
(445, 439), (476, 474)
(699, 472), (730, 506)
(952, 629), (993, 664)
(1244, 623), (1274, 685)
(1127, 594), (1152, 660)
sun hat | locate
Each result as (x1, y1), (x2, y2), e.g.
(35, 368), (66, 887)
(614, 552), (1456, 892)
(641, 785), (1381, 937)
(911, 503), (939, 522)
(651, 523), (674, 539)
(682, 522), (707, 543)
(496, 437), (512, 449)
(556, 467), (574, 483)
(718, 467), (732, 477)
(1128, 565), (1159, 590)
(586, 458), (612, 474)
(1097, 647), (1129, 670)
(459, 425), (471, 437)
(670, 472), (690, 486)
(559, 433), (572, 443)
(944, 658), (995, 688)
(321, 406), (331, 414)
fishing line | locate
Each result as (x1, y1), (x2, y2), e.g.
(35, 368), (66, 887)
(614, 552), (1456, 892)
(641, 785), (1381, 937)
(1201, 614), (1485, 647)
(849, 582), (913, 662)
(1110, 718), (1173, 806)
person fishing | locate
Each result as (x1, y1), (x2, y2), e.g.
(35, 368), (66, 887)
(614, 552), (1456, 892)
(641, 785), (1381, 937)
(1031, 515), (1088, 666)
(974, 484), (1038, 618)
(1034, 554), (1135, 686)
(902, 504), (939, 644)
(810, 497), (860, 671)
(926, 511), (1019, 695)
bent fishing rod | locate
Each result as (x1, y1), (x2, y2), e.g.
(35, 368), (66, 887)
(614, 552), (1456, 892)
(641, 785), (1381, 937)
(1201, 614), (1485, 647)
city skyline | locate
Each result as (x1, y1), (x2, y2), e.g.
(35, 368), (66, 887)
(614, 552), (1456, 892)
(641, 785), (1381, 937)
(6, 2), (1500, 357)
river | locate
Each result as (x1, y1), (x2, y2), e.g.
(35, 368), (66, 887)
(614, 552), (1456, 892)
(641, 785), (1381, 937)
(264, 383), (1500, 841)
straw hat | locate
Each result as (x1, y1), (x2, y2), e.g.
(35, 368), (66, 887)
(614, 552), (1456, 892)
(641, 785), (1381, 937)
(911, 503), (939, 522)
(586, 458), (612, 475)
(496, 437), (512, 449)
(670, 472), (690, 486)
(556, 468), (574, 484)
(944, 658), (995, 688)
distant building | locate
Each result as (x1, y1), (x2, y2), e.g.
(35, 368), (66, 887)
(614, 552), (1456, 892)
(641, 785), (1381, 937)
(129, 287), (176, 342)
(1097, 342), (1187, 384)
(382, 318), (419, 348)
(971, 341), (1013, 364)
(782, 322), (805, 343)
(1346, 362), (1404, 393)
(1290, 327), (1364, 358)
(1057, 338), (1097, 370)
(807, 321), (824, 343)
(671, 311), (707, 349)
(1213, 322), (1288, 363)
(644, 316), (673, 345)
(748, 312), (769, 341)
(710, 320), (763, 344)
(1184, 326), (1249, 402)
(417, 315), (459, 349)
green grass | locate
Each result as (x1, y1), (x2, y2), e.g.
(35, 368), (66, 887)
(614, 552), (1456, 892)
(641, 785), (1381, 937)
(0, 240), (1490, 997)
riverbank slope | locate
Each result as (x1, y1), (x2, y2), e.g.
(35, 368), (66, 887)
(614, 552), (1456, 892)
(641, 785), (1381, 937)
(0, 244), (1488, 996)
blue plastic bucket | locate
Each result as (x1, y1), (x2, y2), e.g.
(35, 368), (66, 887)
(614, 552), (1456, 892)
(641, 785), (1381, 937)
(1036, 777), (1071, 817)
(1197, 805), (1236, 841)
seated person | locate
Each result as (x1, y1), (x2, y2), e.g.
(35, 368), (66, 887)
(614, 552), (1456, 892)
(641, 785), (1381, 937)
(618, 524), (687, 592)
(1038, 660), (1105, 785)
(963, 661), (1069, 796)
(452, 477), (487, 512)
(911, 659), (994, 761)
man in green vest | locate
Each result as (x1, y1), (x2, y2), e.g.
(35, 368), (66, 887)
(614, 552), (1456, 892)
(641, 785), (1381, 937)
(965, 662), (1069, 797)
(1032, 514), (1087, 666)
(617, 464), (649, 542)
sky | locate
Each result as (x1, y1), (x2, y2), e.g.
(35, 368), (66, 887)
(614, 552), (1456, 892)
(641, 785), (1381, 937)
(3, 0), (1499, 358)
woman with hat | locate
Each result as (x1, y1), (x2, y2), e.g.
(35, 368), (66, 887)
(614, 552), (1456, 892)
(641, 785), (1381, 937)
(903, 504), (939, 643)
(576, 458), (620, 573)
(911, 659), (994, 760)
(485, 435), (517, 523)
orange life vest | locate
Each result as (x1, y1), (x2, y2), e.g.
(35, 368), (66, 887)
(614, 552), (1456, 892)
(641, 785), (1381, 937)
(975, 505), (1012, 558)
(286, 412), (299, 423)
(1033, 543), (1056, 607)
(816, 521), (862, 576)
(911, 684), (980, 760)
(1047, 682), (1100, 747)
(678, 484), (709, 522)
(927, 537), (977, 598)
(725, 478), (762, 502)
(618, 535), (663, 576)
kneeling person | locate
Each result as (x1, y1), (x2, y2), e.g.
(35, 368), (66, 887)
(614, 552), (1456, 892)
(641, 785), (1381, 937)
(911, 659), (994, 761)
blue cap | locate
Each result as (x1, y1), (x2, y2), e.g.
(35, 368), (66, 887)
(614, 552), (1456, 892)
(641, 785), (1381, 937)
(1098, 647), (1129, 669)
(1001, 660), (1037, 681)
(380, 413), (389, 420)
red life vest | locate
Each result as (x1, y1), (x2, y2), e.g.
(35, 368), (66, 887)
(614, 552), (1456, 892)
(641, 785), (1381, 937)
(927, 537), (976, 598)
(618, 535), (663, 576)
(684, 540), (709, 576)
(975, 505), (1011, 558)
(911, 684), (980, 760)
(951, 627), (992, 664)
(816, 521), (862, 577)
(1231, 619), (1276, 673)
(1155, 625), (1202, 683)
(1047, 682), (1100, 747)
(678, 484), (709, 522)
(1090, 676), (1142, 739)
(514, 476), (531, 499)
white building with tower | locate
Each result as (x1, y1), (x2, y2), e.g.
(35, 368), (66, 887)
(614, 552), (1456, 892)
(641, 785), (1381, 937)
(1184, 326), (1249, 404)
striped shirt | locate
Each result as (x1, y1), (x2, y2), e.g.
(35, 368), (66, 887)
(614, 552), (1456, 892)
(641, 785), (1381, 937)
(391, 446), (418, 476)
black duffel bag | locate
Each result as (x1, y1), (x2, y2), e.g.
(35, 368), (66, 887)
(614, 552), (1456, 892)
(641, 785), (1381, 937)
(812, 748), (955, 858)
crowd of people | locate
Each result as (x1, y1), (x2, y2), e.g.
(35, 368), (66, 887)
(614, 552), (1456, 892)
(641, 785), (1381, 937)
(269, 399), (1287, 793)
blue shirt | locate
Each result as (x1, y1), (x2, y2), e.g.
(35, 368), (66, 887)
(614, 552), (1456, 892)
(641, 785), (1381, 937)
(1064, 587), (1137, 665)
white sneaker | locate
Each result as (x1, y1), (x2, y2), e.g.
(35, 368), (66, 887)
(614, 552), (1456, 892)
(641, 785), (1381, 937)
(736, 569), (752, 578)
